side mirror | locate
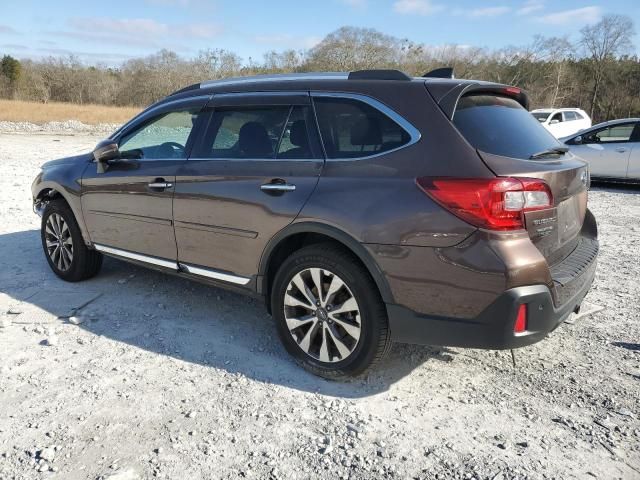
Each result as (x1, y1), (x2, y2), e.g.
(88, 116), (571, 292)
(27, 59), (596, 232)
(573, 135), (582, 145)
(550, 119), (560, 125)
(93, 140), (120, 173)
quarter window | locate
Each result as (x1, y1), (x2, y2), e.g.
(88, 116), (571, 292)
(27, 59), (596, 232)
(313, 97), (411, 159)
(119, 110), (199, 160)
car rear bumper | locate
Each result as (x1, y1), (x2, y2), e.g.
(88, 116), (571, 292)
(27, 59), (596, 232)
(387, 257), (596, 349)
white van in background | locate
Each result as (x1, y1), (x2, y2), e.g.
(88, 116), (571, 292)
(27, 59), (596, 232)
(531, 108), (591, 138)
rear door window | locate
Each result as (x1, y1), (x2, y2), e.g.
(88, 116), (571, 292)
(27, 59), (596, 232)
(195, 105), (320, 160)
(313, 97), (411, 159)
(277, 106), (314, 159)
(453, 94), (562, 160)
(205, 107), (290, 159)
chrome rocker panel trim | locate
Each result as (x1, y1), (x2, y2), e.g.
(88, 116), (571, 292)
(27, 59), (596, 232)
(93, 244), (250, 286)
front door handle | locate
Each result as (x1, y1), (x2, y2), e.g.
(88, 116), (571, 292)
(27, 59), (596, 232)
(148, 179), (174, 190)
(615, 147), (628, 153)
(260, 181), (296, 193)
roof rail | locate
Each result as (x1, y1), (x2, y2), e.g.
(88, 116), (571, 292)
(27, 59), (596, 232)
(170, 82), (201, 96)
(200, 72), (347, 88)
(423, 67), (454, 79)
(348, 69), (411, 81)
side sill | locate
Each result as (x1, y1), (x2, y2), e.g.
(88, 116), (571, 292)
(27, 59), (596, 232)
(94, 244), (178, 270)
(179, 263), (251, 285)
(93, 244), (251, 286)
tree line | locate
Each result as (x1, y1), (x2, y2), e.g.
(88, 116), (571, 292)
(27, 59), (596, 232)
(0, 14), (637, 123)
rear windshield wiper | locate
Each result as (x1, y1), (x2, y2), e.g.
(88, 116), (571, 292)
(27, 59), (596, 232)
(529, 146), (569, 159)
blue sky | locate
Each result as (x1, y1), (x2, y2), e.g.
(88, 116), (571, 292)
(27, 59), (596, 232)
(0, 0), (638, 64)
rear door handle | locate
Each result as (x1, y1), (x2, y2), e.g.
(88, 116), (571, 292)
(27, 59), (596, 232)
(615, 147), (628, 153)
(260, 181), (296, 193)
(148, 179), (173, 189)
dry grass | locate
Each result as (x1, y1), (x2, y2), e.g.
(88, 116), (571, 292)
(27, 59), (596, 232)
(0, 99), (141, 125)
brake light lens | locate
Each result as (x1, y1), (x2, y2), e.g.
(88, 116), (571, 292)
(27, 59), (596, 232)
(514, 304), (528, 333)
(416, 177), (553, 230)
(503, 86), (521, 96)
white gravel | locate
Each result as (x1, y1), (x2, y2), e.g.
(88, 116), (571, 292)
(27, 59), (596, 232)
(0, 131), (639, 479)
(0, 120), (119, 135)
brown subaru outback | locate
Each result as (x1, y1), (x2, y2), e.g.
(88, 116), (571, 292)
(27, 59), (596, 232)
(31, 69), (598, 378)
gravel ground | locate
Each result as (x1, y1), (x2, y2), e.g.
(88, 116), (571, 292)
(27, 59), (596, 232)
(0, 121), (119, 136)
(0, 132), (638, 480)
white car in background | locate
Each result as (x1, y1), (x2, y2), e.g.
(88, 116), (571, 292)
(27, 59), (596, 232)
(531, 108), (591, 138)
(561, 118), (640, 182)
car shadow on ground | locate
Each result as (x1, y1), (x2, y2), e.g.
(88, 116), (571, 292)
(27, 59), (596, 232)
(0, 229), (456, 398)
(590, 182), (640, 193)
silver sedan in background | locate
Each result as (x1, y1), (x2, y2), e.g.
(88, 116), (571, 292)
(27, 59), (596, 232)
(561, 118), (640, 182)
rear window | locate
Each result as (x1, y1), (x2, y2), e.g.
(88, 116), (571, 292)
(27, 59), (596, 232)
(454, 95), (561, 160)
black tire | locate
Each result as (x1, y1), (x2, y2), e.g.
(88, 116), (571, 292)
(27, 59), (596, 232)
(41, 199), (103, 282)
(271, 243), (391, 379)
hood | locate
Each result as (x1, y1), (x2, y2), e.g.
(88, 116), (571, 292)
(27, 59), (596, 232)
(41, 152), (93, 169)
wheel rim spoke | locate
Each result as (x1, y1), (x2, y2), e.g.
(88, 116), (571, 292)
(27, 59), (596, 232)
(298, 319), (319, 353)
(54, 214), (62, 236)
(54, 246), (63, 269)
(292, 273), (317, 307)
(324, 273), (344, 306)
(285, 314), (315, 331)
(319, 325), (330, 362)
(310, 268), (324, 304)
(283, 267), (361, 364)
(326, 324), (353, 359)
(330, 297), (358, 315)
(330, 315), (361, 340)
(284, 292), (313, 309)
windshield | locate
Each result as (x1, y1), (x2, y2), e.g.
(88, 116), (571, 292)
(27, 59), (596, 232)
(532, 112), (550, 122)
(453, 95), (561, 160)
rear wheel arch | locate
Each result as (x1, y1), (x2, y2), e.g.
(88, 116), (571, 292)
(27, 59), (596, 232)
(259, 222), (394, 311)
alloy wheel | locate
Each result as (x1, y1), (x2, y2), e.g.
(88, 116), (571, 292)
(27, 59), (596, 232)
(45, 213), (74, 271)
(283, 268), (361, 363)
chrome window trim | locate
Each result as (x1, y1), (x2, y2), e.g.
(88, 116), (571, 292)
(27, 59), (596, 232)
(179, 263), (251, 285)
(94, 244), (178, 270)
(310, 91), (421, 161)
(201, 73), (347, 88)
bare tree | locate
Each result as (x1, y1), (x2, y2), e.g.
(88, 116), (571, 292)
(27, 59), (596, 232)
(580, 14), (635, 118)
(2, 21), (639, 123)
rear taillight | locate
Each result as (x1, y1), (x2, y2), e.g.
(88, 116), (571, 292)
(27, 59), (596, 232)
(416, 177), (553, 230)
(514, 304), (528, 333)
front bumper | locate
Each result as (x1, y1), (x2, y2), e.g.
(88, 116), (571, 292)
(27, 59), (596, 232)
(387, 258), (596, 350)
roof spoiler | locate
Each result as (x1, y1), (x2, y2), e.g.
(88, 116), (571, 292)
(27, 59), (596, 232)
(426, 83), (530, 119)
(348, 69), (411, 81)
(423, 67), (454, 79)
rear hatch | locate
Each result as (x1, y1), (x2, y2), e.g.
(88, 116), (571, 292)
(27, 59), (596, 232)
(449, 91), (589, 265)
